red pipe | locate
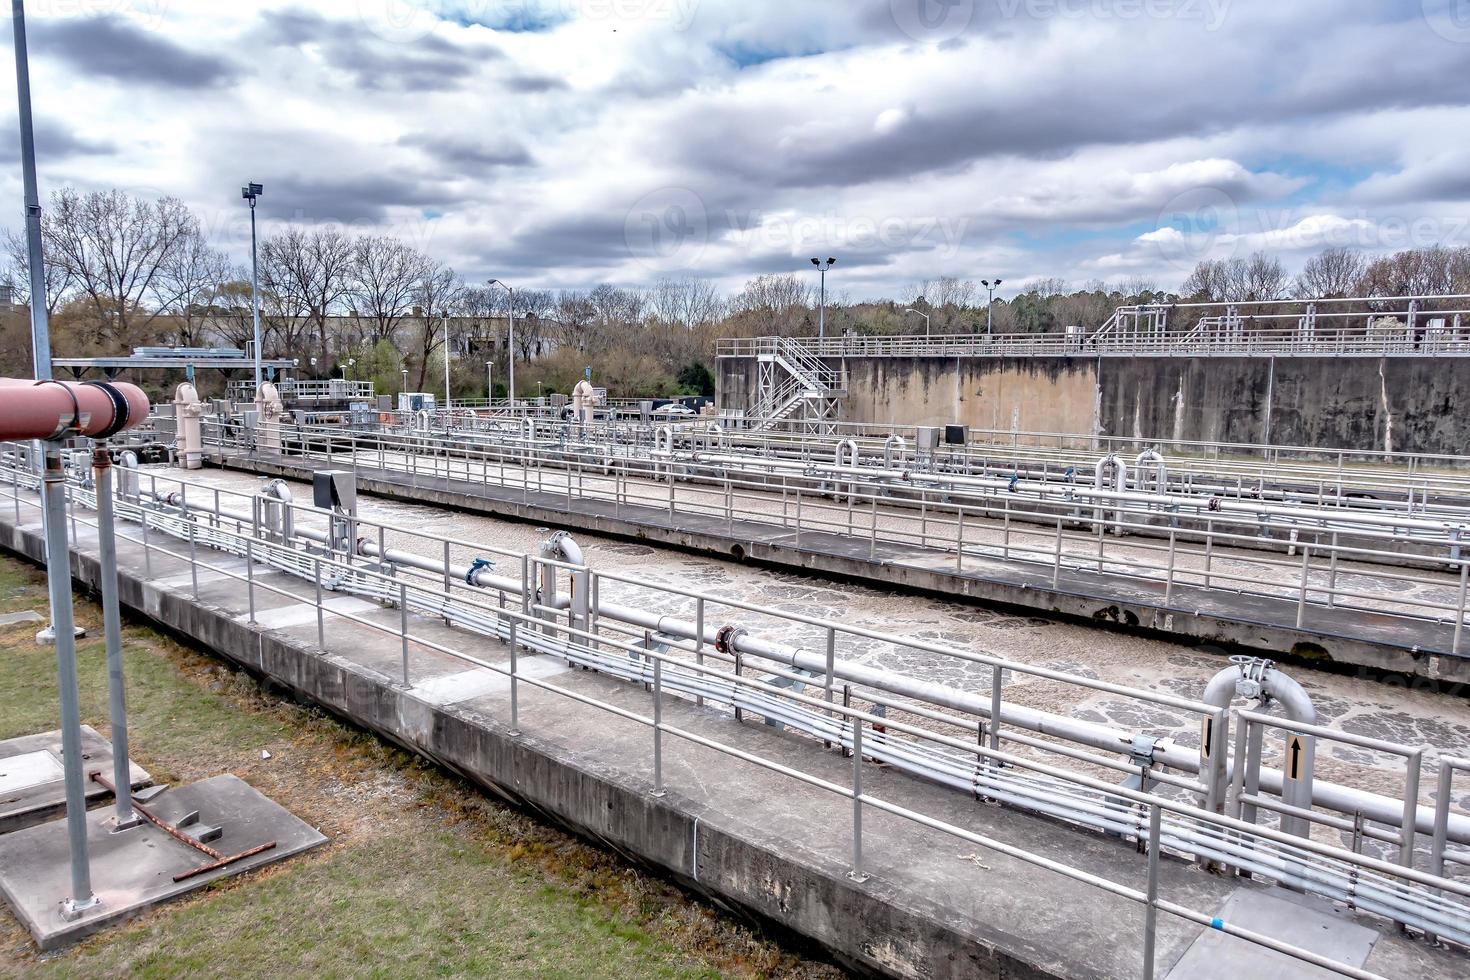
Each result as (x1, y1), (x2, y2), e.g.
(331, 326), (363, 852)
(0, 378), (150, 441)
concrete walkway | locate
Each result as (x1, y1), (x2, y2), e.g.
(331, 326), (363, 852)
(0, 496), (1462, 978)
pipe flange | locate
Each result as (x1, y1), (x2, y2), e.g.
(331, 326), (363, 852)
(714, 625), (746, 654)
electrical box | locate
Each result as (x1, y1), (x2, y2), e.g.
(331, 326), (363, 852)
(944, 425), (966, 445)
(916, 426), (939, 450)
(313, 469), (357, 515)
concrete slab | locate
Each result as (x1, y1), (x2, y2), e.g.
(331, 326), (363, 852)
(408, 656), (569, 706)
(0, 610), (44, 627)
(242, 594), (378, 630)
(1166, 887), (1379, 979)
(0, 773), (327, 951)
(0, 728), (151, 834)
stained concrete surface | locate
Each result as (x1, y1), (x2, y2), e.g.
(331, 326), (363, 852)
(1, 492), (1465, 977)
(0, 727), (150, 834)
(1165, 887), (1378, 979)
(0, 774), (327, 950)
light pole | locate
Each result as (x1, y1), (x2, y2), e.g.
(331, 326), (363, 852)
(10, 0), (99, 918)
(340, 357), (354, 380)
(981, 278), (1003, 336)
(241, 181), (264, 388)
(904, 308), (930, 336)
(810, 257), (836, 341)
(490, 279), (515, 405)
(400, 368), (408, 395)
(486, 361), (494, 403)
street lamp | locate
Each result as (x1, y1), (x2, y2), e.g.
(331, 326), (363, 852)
(340, 357), (354, 381)
(241, 181), (264, 389)
(904, 308), (930, 336)
(400, 368), (408, 395)
(981, 279), (1003, 336)
(486, 361), (494, 404)
(489, 279), (515, 405)
(809, 257), (836, 341)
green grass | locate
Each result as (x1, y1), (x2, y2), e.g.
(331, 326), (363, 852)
(0, 557), (838, 979)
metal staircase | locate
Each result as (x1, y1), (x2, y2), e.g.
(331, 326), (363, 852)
(750, 338), (845, 434)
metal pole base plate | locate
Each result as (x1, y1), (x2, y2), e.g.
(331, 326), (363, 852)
(57, 894), (101, 922)
(34, 624), (87, 646)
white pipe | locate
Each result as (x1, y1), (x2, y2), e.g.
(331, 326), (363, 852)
(884, 434), (907, 468)
(1206, 659), (1316, 837)
(1135, 449), (1167, 494)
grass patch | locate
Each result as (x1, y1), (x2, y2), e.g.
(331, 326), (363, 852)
(0, 556), (841, 979)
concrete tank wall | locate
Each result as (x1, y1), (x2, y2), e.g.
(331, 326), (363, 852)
(717, 354), (1470, 457)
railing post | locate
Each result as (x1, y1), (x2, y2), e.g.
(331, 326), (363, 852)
(399, 581), (410, 687)
(849, 715), (867, 882)
(508, 618), (520, 735)
(988, 665), (1003, 752)
(1164, 529), (1177, 604)
(1455, 561), (1469, 656)
(314, 556), (325, 650)
(1400, 750), (1422, 870)
(695, 596), (705, 708)
(1142, 802), (1162, 980)
(141, 500), (152, 578)
(246, 538), (256, 625)
(188, 520), (199, 598)
(1296, 545), (1311, 628)
(1052, 516), (1064, 588)
(652, 655), (665, 797)
(955, 506), (964, 572)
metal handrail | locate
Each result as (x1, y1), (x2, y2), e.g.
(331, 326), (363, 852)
(717, 295), (1470, 359)
(5, 458), (1466, 974)
(194, 420), (1470, 656)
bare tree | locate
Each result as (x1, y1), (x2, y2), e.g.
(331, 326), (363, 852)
(261, 227), (355, 368)
(153, 232), (233, 348)
(648, 276), (724, 330)
(1239, 252), (1287, 302)
(350, 235), (426, 350)
(3, 227), (74, 315)
(553, 290), (596, 354)
(1182, 253), (1285, 304)
(42, 188), (199, 348)
(1295, 247), (1366, 299)
(730, 274), (810, 335)
(412, 259), (462, 391)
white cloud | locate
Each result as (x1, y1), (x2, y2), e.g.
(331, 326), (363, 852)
(0, 0), (1464, 298)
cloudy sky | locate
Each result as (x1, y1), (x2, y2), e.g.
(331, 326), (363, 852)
(2, 0), (1468, 300)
